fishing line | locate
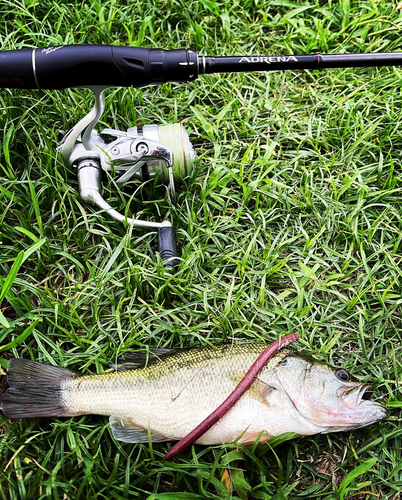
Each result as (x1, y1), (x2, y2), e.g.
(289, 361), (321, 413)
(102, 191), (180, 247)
(372, 384), (402, 403)
(192, 120), (402, 150)
(112, 298), (237, 376)
(108, 269), (402, 407)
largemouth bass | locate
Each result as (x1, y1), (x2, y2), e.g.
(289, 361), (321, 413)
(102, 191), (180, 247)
(0, 345), (386, 445)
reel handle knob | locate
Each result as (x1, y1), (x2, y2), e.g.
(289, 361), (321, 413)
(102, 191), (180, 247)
(158, 227), (179, 268)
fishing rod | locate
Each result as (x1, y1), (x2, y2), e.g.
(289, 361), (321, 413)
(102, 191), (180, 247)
(1, 45), (401, 266)
(2, 46), (402, 89)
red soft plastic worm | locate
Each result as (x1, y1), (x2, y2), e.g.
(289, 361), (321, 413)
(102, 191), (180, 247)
(163, 333), (300, 460)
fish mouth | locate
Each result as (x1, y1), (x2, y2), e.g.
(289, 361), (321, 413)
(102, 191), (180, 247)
(340, 383), (375, 410)
(331, 383), (387, 429)
(281, 378), (386, 431)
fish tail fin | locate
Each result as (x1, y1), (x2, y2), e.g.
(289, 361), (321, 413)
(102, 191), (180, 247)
(1, 358), (77, 418)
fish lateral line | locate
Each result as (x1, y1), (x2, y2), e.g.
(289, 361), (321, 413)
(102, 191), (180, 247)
(163, 333), (300, 461)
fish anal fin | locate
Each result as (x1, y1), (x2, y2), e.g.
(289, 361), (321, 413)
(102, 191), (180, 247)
(230, 372), (275, 406)
(109, 415), (168, 443)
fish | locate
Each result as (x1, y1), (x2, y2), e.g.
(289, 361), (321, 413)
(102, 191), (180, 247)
(0, 345), (386, 445)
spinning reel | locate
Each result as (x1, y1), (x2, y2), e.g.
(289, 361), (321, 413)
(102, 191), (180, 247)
(59, 87), (195, 267)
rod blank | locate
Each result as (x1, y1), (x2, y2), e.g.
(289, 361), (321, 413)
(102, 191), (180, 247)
(201, 52), (402, 74)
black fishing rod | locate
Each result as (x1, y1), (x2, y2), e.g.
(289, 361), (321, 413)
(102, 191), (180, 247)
(2, 45), (400, 267)
(1, 45), (402, 89)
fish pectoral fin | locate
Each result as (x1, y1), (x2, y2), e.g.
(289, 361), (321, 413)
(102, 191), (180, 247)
(230, 372), (275, 406)
(109, 415), (168, 443)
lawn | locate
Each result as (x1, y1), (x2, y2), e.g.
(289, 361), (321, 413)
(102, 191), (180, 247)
(1, 0), (402, 498)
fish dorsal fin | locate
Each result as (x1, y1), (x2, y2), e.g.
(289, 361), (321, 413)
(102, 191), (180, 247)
(230, 371), (276, 405)
(109, 416), (168, 443)
(112, 348), (177, 371)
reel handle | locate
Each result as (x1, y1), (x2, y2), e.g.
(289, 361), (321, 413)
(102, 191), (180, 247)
(158, 227), (179, 268)
(77, 160), (179, 267)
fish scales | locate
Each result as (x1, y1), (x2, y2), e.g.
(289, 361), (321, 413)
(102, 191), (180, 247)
(63, 344), (281, 443)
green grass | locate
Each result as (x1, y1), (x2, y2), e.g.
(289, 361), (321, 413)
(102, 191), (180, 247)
(1, 0), (402, 498)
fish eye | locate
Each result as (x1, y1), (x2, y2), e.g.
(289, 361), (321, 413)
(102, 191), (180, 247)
(335, 368), (350, 382)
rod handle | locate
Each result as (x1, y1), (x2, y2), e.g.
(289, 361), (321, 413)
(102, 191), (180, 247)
(0, 46), (199, 89)
(158, 227), (179, 268)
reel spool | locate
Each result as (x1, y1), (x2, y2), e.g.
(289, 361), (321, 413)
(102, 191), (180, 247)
(101, 123), (195, 198)
(59, 88), (195, 267)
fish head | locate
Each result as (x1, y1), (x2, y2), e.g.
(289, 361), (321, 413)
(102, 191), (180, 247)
(274, 352), (387, 433)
